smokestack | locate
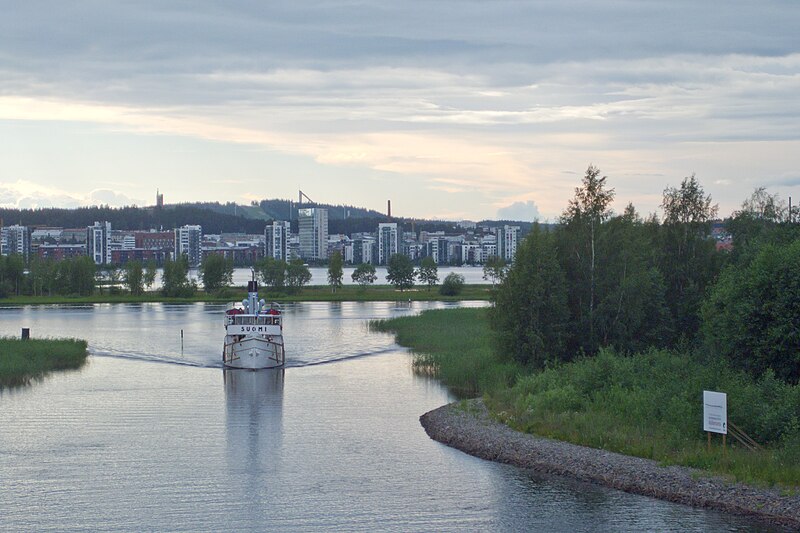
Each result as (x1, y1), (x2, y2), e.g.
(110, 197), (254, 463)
(387, 200), (392, 219)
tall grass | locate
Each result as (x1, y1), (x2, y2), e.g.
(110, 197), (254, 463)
(375, 308), (800, 488)
(491, 348), (800, 487)
(0, 337), (88, 387)
(371, 308), (520, 396)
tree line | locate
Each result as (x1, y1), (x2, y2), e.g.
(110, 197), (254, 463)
(492, 166), (800, 384)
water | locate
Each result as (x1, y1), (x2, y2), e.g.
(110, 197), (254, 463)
(0, 303), (777, 531)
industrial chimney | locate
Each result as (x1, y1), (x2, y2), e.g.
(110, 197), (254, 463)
(387, 200), (392, 219)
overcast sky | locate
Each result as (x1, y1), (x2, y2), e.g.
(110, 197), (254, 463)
(1, 1), (799, 221)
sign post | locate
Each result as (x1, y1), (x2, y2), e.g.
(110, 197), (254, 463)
(703, 390), (727, 453)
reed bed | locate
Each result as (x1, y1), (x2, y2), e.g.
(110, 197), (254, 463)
(0, 337), (88, 387)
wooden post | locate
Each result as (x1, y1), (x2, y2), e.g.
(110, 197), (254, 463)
(722, 434), (726, 457)
(21, 328), (30, 340)
(707, 431), (711, 452)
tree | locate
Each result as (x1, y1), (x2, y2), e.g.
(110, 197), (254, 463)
(702, 241), (800, 383)
(386, 254), (415, 291)
(27, 256), (55, 296)
(327, 251), (344, 292)
(143, 259), (158, 290)
(285, 259), (311, 294)
(351, 263), (377, 289)
(558, 164), (615, 352)
(200, 253), (234, 293)
(123, 260), (145, 296)
(106, 267), (123, 295)
(257, 257), (287, 290)
(593, 204), (670, 352)
(416, 256), (439, 290)
(53, 256), (94, 296)
(439, 272), (464, 296)
(490, 225), (570, 368)
(162, 255), (196, 297)
(659, 174), (720, 340)
(482, 255), (507, 288)
(0, 254), (25, 297)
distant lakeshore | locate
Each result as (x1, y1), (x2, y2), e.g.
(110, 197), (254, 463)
(0, 284), (491, 306)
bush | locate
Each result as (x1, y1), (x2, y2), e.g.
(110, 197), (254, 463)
(439, 272), (464, 296)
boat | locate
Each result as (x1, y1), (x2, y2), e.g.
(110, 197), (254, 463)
(222, 279), (285, 369)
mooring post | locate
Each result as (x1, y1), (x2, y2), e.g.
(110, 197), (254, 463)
(181, 329), (184, 353)
(21, 328), (30, 340)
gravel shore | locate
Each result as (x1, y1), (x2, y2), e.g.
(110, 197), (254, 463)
(420, 399), (800, 530)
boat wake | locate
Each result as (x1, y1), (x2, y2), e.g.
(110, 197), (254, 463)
(89, 348), (218, 368)
(286, 347), (400, 368)
(89, 345), (402, 370)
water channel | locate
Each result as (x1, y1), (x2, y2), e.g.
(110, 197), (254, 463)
(0, 302), (776, 531)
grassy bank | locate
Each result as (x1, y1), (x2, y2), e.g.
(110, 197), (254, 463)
(375, 308), (800, 488)
(372, 308), (520, 396)
(0, 284), (491, 306)
(0, 337), (89, 387)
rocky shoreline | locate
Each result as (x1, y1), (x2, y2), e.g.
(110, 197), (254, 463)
(420, 399), (800, 530)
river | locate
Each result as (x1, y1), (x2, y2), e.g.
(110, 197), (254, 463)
(0, 302), (776, 531)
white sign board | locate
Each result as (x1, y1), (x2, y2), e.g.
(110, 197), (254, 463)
(703, 390), (727, 434)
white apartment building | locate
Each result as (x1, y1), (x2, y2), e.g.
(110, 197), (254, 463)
(497, 225), (520, 263)
(175, 224), (203, 267)
(298, 208), (328, 260)
(1, 225), (29, 259)
(377, 222), (398, 265)
(87, 221), (112, 265)
(265, 221), (291, 261)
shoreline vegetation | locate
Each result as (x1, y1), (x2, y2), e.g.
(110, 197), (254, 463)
(371, 308), (800, 522)
(0, 337), (89, 387)
(0, 284), (491, 306)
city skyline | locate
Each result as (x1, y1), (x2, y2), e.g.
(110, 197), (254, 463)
(2, 2), (799, 221)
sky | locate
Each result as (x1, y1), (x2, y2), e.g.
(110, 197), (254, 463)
(1, 1), (799, 222)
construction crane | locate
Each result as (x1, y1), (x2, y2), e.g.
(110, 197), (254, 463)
(298, 190), (314, 205)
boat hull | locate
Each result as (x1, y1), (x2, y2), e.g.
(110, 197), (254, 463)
(223, 335), (285, 369)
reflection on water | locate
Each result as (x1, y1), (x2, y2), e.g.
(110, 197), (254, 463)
(224, 368), (284, 524)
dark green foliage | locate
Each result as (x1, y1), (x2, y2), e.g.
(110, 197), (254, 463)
(256, 257), (287, 290)
(0, 204), (265, 235)
(285, 259), (311, 294)
(199, 254), (234, 293)
(658, 175), (721, 341)
(416, 256), (439, 290)
(0, 254), (25, 297)
(491, 225), (569, 368)
(481, 255), (507, 287)
(123, 261), (145, 295)
(351, 263), (377, 288)
(161, 255), (196, 297)
(143, 259), (158, 290)
(703, 241), (800, 383)
(439, 272), (465, 296)
(386, 254), (415, 290)
(593, 205), (669, 351)
(327, 251), (344, 292)
(557, 165), (615, 353)
(53, 256), (95, 296)
(0, 337), (88, 387)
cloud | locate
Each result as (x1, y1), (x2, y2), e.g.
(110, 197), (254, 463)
(88, 189), (141, 207)
(497, 201), (541, 222)
(1, 2), (800, 220)
(0, 181), (138, 209)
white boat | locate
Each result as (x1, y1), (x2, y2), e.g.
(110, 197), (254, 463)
(223, 280), (285, 369)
